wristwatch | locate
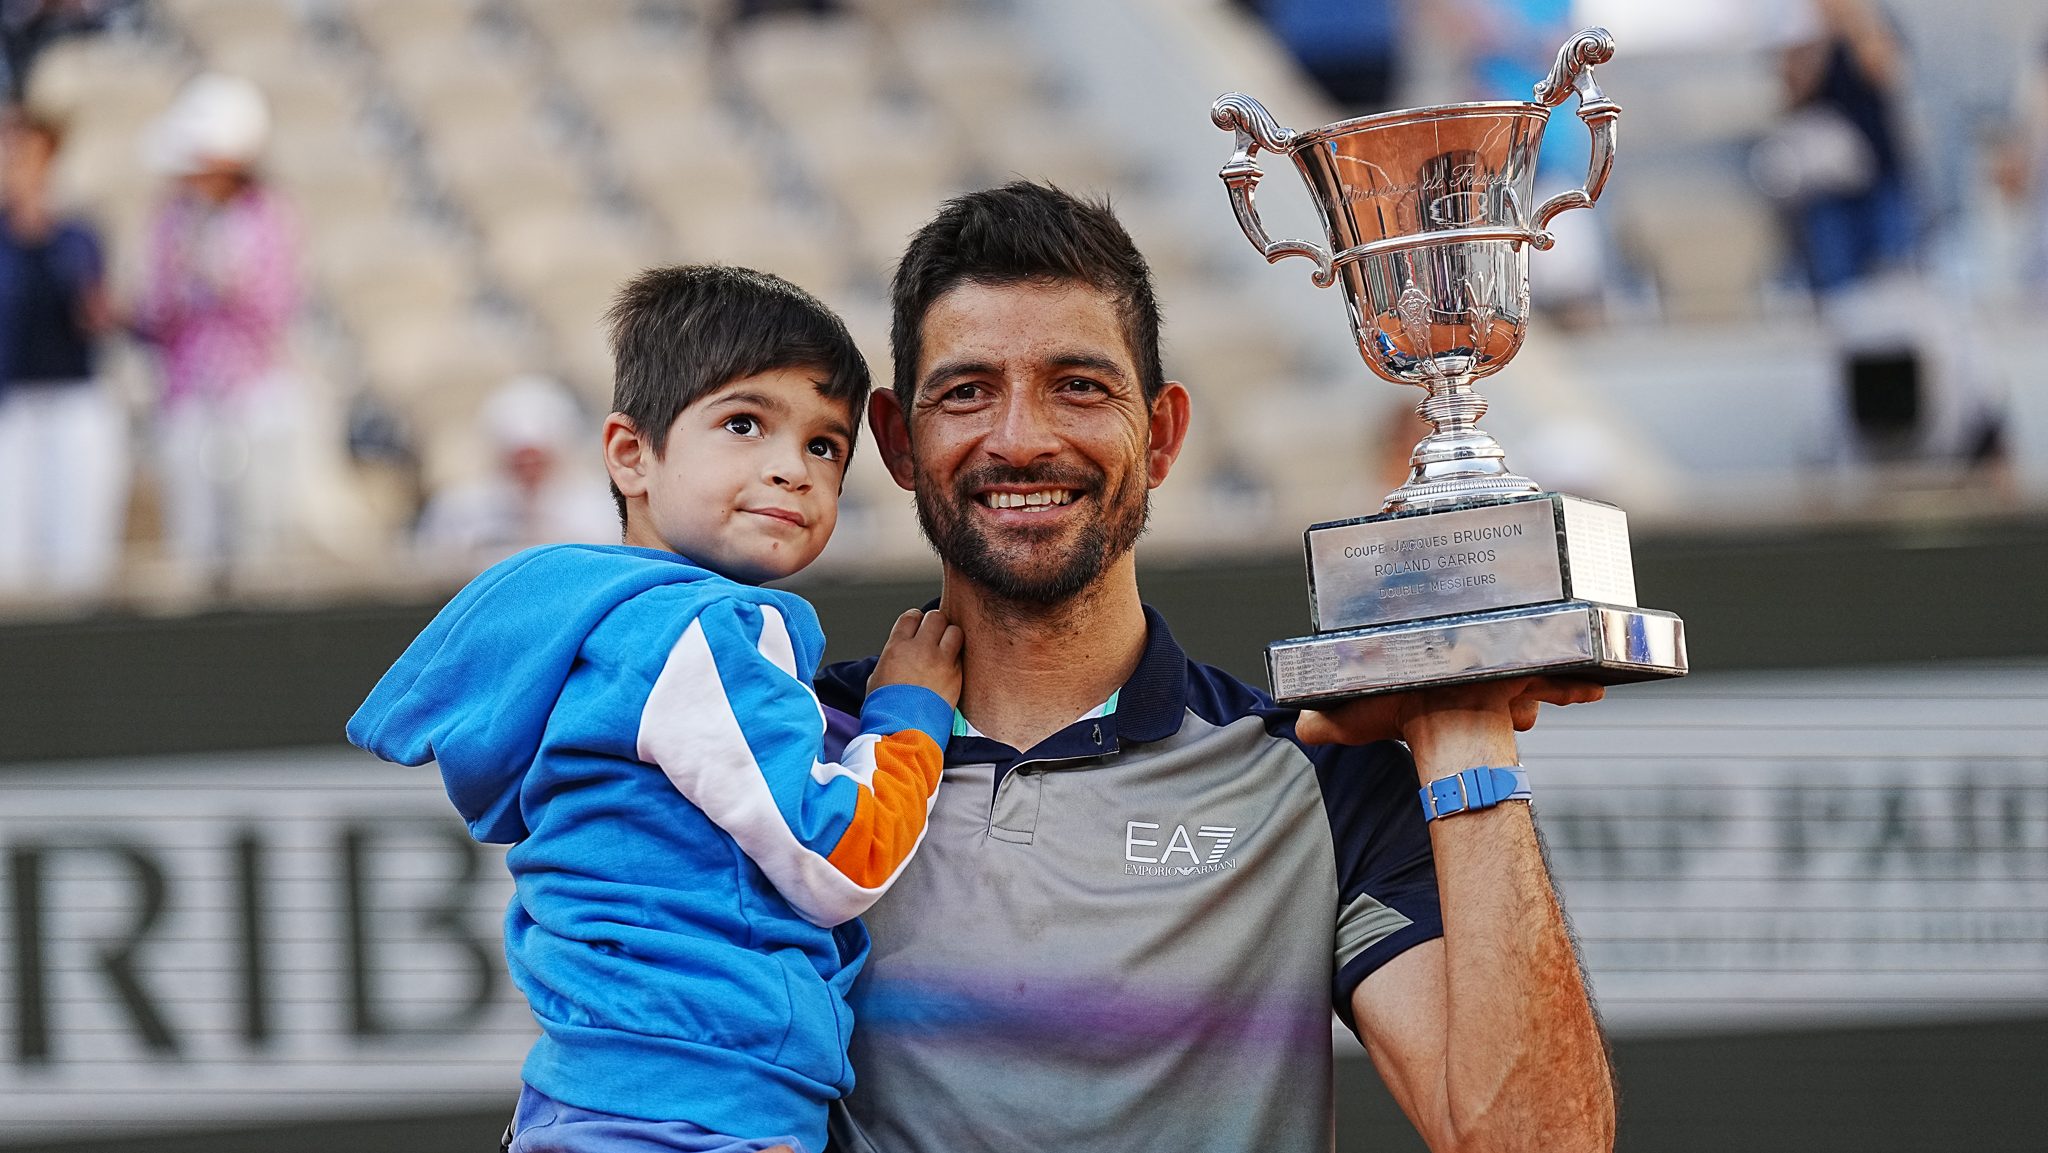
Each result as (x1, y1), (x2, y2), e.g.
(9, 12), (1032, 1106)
(1417, 766), (1531, 822)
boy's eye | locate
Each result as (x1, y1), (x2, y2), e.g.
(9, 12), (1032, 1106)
(807, 438), (843, 462)
(722, 415), (760, 437)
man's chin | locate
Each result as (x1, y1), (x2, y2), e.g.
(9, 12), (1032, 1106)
(943, 532), (1121, 606)
(919, 486), (1145, 605)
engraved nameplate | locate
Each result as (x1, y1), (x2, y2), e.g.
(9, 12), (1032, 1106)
(1306, 493), (1636, 632)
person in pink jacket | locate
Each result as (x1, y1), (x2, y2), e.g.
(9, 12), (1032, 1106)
(133, 72), (299, 590)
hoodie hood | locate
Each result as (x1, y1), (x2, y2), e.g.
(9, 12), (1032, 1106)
(347, 544), (726, 842)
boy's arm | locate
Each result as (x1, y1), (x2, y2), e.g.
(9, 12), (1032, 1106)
(636, 598), (951, 928)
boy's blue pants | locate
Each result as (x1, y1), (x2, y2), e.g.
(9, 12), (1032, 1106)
(506, 1085), (810, 1153)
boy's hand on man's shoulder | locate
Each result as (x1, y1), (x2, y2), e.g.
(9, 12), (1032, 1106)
(870, 608), (965, 707)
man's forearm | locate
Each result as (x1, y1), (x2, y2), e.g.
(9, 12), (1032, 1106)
(1425, 805), (1613, 1150)
(1412, 716), (1614, 1152)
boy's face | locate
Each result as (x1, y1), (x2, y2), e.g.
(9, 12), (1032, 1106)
(613, 367), (855, 584)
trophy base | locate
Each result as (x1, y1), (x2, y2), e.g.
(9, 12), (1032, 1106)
(1265, 600), (1687, 707)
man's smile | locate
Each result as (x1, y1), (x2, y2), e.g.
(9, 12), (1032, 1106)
(977, 488), (1079, 511)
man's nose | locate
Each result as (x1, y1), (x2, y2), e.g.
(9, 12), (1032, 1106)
(982, 390), (1061, 465)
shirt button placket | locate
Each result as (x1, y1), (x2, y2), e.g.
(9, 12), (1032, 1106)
(989, 766), (1044, 844)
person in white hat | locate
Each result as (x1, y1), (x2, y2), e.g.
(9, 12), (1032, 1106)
(413, 374), (620, 572)
(131, 72), (301, 590)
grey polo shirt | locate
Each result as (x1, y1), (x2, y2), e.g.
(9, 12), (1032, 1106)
(814, 607), (1442, 1153)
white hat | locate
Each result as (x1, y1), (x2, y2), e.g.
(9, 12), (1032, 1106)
(146, 73), (270, 175)
(1765, 0), (1826, 50)
(483, 375), (585, 454)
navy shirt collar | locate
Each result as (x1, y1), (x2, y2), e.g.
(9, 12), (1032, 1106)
(950, 604), (1191, 776)
(1115, 605), (1192, 744)
(814, 604), (1192, 773)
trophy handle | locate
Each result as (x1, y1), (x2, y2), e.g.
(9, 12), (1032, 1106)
(1529, 28), (1620, 250)
(1211, 93), (1337, 288)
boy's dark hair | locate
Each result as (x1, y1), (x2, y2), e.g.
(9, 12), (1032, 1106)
(606, 265), (871, 522)
(890, 181), (1164, 413)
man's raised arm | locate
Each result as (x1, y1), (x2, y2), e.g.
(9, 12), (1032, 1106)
(1302, 679), (1615, 1153)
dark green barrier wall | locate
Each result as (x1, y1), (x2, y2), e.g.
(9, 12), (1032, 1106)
(5, 517), (2047, 764)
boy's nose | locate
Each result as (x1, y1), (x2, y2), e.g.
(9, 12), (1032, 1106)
(766, 449), (811, 490)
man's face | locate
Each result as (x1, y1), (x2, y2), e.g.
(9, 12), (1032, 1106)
(892, 280), (1161, 605)
(1, 123), (51, 200)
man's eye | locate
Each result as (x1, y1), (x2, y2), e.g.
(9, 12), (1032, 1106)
(807, 438), (842, 461)
(944, 382), (984, 403)
(722, 415), (760, 436)
(1062, 377), (1106, 394)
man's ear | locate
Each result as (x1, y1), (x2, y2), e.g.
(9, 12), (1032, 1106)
(1145, 381), (1192, 489)
(602, 413), (652, 500)
(868, 389), (917, 491)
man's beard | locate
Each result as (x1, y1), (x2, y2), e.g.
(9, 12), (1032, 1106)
(913, 458), (1150, 607)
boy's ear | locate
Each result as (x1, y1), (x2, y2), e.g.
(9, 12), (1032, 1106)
(602, 413), (652, 500)
(868, 390), (916, 491)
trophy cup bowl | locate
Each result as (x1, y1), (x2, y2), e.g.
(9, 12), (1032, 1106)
(1214, 28), (1688, 705)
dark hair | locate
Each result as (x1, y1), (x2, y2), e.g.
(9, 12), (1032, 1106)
(606, 264), (871, 521)
(890, 181), (1163, 411)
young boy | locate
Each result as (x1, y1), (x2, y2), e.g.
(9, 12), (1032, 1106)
(347, 266), (961, 1153)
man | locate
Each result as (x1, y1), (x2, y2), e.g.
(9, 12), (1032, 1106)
(0, 108), (121, 598)
(815, 182), (1612, 1153)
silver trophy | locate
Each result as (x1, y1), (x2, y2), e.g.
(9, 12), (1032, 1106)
(1212, 28), (1687, 705)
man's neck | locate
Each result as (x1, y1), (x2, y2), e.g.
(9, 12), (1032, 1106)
(941, 553), (1148, 752)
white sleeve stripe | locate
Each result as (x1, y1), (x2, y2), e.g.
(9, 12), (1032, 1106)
(751, 604), (886, 791)
(813, 732), (882, 789)
(755, 603), (801, 679)
(638, 617), (882, 927)
(756, 603), (832, 749)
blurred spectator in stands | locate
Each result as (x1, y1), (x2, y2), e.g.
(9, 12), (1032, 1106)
(414, 374), (616, 572)
(131, 73), (300, 591)
(1762, 0), (1917, 297)
(0, 0), (125, 100)
(1886, 0), (2022, 288)
(1240, 0), (1405, 112)
(0, 105), (121, 598)
(1994, 39), (2048, 294)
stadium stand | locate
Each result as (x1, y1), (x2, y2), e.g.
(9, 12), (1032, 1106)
(5, 0), (2041, 610)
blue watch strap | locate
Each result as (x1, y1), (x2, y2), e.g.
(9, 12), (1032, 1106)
(1418, 766), (1531, 821)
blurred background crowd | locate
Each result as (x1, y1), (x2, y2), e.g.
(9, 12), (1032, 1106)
(2, 7), (2044, 1149)
(0, 0), (2044, 615)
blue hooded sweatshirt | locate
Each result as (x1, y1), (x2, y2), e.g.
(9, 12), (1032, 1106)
(347, 544), (950, 1146)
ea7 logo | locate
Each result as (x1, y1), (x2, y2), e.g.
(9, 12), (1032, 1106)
(1123, 821), (1240, 877)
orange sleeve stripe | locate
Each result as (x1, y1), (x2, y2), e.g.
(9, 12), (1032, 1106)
(825, 731), (945, 889)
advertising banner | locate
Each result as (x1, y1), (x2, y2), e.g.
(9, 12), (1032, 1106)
(1528, 662), (2048, 1033)
(2, 663), (2043, 1138)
